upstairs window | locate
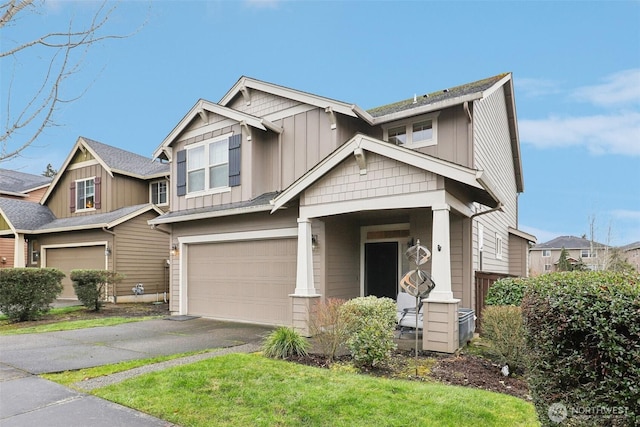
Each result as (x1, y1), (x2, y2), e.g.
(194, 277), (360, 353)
(542, 249), (551, 257)
(150, 180), (168, 205)
(383, 113), (439, 149)
(76, 178), (95, 210)
(581, 249), (593, 258)
(187, 135), (229, 194)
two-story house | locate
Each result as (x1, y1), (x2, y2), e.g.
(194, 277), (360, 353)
(0, 137), (171, 302)
(529, 235), (609, 275)
(149, 73), (535, 353)
(0, 169), (52, 268)
(621, 241), (640, 271)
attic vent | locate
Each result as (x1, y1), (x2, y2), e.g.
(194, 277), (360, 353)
(443, 89), (449, 93)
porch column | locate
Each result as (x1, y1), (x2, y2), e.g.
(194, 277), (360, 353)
(13, 233), (25, 267)
(423, 204), (460, 354)
(293, 218), (319, 296)
(428, 204), (454, 301)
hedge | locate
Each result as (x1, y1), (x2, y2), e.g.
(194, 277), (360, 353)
(485, 277), (526, 306)
(522, 271), (640, 426)
(0, 268), (65, 321)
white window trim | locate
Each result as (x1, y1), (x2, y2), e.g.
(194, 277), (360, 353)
(150, 179), (169, 206)
(495, 233), (503, 260)
(382, 112), (440, 149)
(75, 176), (96, 212)
(185, 132), (232, 197)
(542, 249), (551, 257)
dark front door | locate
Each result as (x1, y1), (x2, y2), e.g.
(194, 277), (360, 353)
(364, 242), (398, 299)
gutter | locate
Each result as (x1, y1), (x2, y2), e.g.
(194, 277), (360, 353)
(470, 203), (504, 219)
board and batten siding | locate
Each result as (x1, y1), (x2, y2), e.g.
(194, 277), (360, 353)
(508, 233), (528, 277)
(472, 86), (519, 274)
(414, 106), (473, 169)
(113, 211), (169, 296)
(323, 218), (360, 300)
(47, 165), (149, 219)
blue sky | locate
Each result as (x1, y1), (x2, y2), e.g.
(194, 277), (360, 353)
(2, 0), (639, 246)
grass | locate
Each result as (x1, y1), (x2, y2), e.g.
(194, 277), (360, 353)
(0, 315), (158, 335)
(0, 305), (85, 322)
(94, 353), (538, 427)
(42, 349), (215, 386)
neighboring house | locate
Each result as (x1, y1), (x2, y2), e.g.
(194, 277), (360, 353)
(0, 169), (52, 268)
(620, 241), (640, 271)
(149, 73), (535, 353)
(0, 137), (171, 302)
(529, 235), (609, 275)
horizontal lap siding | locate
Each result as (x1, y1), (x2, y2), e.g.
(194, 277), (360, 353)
(473, 87), (518, 274)
(114, 212), (169, 296)
(325, 219), (360, 300)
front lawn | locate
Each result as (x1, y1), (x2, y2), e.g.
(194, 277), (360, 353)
(94, 353), (538, 427)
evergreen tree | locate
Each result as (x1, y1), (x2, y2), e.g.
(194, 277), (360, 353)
(557, 247), (573, 271)
(42, 163), (57, 178)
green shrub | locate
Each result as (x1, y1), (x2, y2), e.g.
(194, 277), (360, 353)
(340, 296), (397, 369)
(70, 270), (123, 311)
(262, 326), (309, 359)
(0, 268), (65, 321)
(522, 271), (640, 426)
(309, 298), (348, 362)
(481, 305), (526, 372)
(485, 277), (526, 306)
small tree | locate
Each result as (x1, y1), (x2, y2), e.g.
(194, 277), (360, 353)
(556, 246), (572, 271)
(70, 270), (123, 311)
(309, 298), (348, 362)
(606, 247), (636, 273)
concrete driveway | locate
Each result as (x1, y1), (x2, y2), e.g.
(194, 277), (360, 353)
(0, 318), (273, 426)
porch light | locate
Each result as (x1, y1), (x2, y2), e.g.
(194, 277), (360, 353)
(311, 235), (319, 250)
(105, 247), (111, 256)
(171, 244), (179, 256)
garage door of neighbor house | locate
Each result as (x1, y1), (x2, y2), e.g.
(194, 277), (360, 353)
(46, 246), (106, 299)
(187, 239), (296, 325)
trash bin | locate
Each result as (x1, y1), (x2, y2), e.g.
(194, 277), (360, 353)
(458, 308), (476, 347)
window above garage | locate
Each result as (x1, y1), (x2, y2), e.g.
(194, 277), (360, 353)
(176, 132), (241, 197)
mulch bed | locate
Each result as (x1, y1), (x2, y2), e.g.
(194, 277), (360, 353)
(289, 349), (531, 400)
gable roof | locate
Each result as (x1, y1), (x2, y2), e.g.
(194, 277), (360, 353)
(365, 73), (510, 121)
(219, 76), (359, 119)
(0, 168), (52, 197)
(153, 99), (284, 160)
(532, 235), (608, 250)
(270, 133), (500, 214)
(0, 197), (162, 235)
(41, 137), (169, 205)
(620, 241), (640, 251)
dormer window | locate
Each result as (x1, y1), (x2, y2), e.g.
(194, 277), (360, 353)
(383, 113), (439, 149)
(150, 180), (168, 206)
(76, 178), (95, 211)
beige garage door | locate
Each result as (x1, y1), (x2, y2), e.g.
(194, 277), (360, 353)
(45, 246), (106, 299)
(187, 239), (296, 325)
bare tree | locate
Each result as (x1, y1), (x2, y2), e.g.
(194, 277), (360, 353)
(0, 0), (141, 162)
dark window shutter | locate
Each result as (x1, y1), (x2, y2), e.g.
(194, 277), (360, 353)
(228, 134), (241, 187)
(94, 177), (101, 209)
(70, 182), (76, 213)
(176, 149), (187, 196)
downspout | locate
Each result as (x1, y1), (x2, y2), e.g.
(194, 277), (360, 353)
(102, 227), (117, 302)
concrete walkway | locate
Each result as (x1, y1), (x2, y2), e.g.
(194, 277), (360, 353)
(0, 318), (272, 426)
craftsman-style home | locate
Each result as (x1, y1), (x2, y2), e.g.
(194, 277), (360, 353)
(0, 137), (170, 302)
(150, 73), (535, 353)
